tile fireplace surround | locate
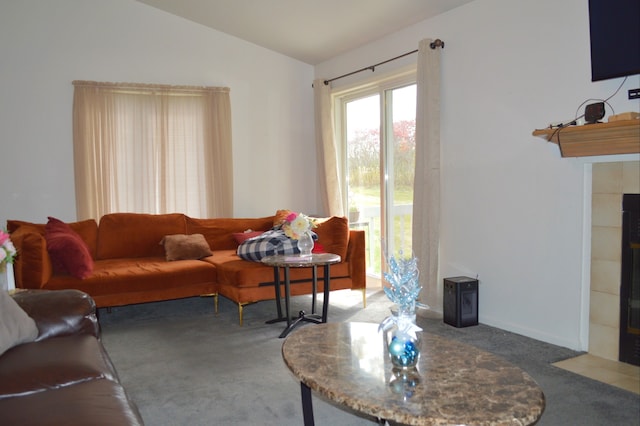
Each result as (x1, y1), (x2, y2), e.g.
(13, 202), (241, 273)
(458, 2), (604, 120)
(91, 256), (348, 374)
(590, 161), (640, 361)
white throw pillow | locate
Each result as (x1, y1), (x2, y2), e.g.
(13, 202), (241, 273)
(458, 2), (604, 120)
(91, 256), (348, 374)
(0, 291), (38, 356)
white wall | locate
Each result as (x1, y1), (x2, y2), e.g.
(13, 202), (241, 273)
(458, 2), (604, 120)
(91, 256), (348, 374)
(0, 0), (317, 225)
(316, 0), (640, 350)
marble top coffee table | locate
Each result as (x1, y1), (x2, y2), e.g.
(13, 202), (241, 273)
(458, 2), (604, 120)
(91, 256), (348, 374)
(282, 322), (545, 426)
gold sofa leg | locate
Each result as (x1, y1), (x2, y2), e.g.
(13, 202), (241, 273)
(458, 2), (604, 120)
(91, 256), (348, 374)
(200, 293), (219, 315)
(238, 303), (245, 326)
(237, 302), (256, 326)
(200, 293), (218, 315)
(361, 288), (367, 308)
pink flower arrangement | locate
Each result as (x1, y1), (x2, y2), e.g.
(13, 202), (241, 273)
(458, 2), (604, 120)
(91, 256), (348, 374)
(0, 230), (16, 271)
(281, 212), (317, 240)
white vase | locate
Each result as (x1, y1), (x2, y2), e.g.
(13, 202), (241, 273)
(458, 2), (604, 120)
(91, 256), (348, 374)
(1, 263), (15, 292)
(297, 231), (314, 257)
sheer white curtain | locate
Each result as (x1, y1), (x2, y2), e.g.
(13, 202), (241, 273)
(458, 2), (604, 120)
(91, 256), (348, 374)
(412, 39), (442, 311)
(313, 79), (344, 216)
(72, 81), (233, 220)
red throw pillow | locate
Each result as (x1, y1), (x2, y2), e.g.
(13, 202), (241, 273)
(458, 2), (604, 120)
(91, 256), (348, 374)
(312, 242), (325, 253)
(45, 217), (94, 279)
(233, 231), (265, 244)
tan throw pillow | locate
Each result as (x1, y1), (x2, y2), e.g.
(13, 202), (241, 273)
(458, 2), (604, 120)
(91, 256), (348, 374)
(160, 234), (213, 261)
(273, 209), (293, 227)
(0, 291), (39, 356)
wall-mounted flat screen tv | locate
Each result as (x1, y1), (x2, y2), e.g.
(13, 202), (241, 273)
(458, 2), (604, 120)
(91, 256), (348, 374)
(588, 0), (640, 82)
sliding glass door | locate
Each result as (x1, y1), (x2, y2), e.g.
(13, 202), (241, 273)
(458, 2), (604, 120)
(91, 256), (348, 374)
(340, 80), (416, 277)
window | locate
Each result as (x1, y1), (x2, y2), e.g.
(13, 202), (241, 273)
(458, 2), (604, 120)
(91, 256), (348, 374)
(334, 70), (416, 276)
(72, 81), (233, 220)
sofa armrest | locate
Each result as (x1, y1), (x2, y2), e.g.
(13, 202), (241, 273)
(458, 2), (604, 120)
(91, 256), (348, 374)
(346, 230), (366, 290)
(9, 227), (53, 289)
(12, 289), (100, 341)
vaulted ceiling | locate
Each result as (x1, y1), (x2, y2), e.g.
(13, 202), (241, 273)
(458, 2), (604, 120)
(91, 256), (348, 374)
(136, 0), (475, 64)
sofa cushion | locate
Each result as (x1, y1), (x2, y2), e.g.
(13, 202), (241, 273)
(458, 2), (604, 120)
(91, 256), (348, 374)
(7, 227), (53, 289)
(185, 216), (274, 250)
(6, 219), (43, 234)
(205, 249), (351, 289)
(161, 234), (212, 261)
(44, 257), (216, 299)
(0, 291), (38, 357)
(233, 230), (264, 244)
(97, 213), (187, 259)
(45, 217), (94, 279)
(0, 334), (118, 398)
(0, 378), (144, 426)
(312, 216), (350, 260)
(68, 218), (99, 259)
(13, 289), (100, 341)
(8, 219), (98, 258)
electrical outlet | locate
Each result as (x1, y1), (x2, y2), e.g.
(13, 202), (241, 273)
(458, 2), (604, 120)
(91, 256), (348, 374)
(629, 88), (640, 100)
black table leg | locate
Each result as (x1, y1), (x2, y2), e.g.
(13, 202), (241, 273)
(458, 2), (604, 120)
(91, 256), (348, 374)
(273, 266), (282, 319)
(274, 264), (307, 338)
(284, 266), (291, 328)
(301, 382), (315, 426)
(311, 265), (317, 314)
(322, 263), (330, 322)
(266, 267), (286, 324)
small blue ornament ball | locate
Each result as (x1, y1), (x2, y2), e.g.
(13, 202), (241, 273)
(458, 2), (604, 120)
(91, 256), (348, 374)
(389, 339), (405, 356)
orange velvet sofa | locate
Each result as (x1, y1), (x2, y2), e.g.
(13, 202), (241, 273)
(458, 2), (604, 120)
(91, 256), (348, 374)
(7, 213), (366, 324)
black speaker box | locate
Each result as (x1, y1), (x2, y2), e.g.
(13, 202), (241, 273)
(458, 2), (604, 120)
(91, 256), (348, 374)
(443, 276), (479, 328)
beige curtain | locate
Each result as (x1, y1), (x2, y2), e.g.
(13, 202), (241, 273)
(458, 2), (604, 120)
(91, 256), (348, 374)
(412, 39), (441, 312)
(313, 78), (344, 216)
(72, 81), (233, 220)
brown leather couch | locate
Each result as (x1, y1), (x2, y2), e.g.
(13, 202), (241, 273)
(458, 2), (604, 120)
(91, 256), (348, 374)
(0, 289), (144, 425)
(8, 212), (366, 324)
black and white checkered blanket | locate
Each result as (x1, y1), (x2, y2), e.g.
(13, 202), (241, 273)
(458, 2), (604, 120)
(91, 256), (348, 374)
(236, 228), (316, 262)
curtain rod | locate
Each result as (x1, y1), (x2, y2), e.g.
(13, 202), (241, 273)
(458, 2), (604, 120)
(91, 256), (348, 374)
(323, 38), (444, 85)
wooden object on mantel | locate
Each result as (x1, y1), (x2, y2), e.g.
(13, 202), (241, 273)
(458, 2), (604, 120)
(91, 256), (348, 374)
(532, 119), (640, 157)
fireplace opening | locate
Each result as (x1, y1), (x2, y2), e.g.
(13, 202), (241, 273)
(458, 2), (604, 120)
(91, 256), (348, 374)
(620, 193), (640, 366)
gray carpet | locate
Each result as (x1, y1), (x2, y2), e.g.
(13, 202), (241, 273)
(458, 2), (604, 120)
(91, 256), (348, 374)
(99, 290), (640, 426)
